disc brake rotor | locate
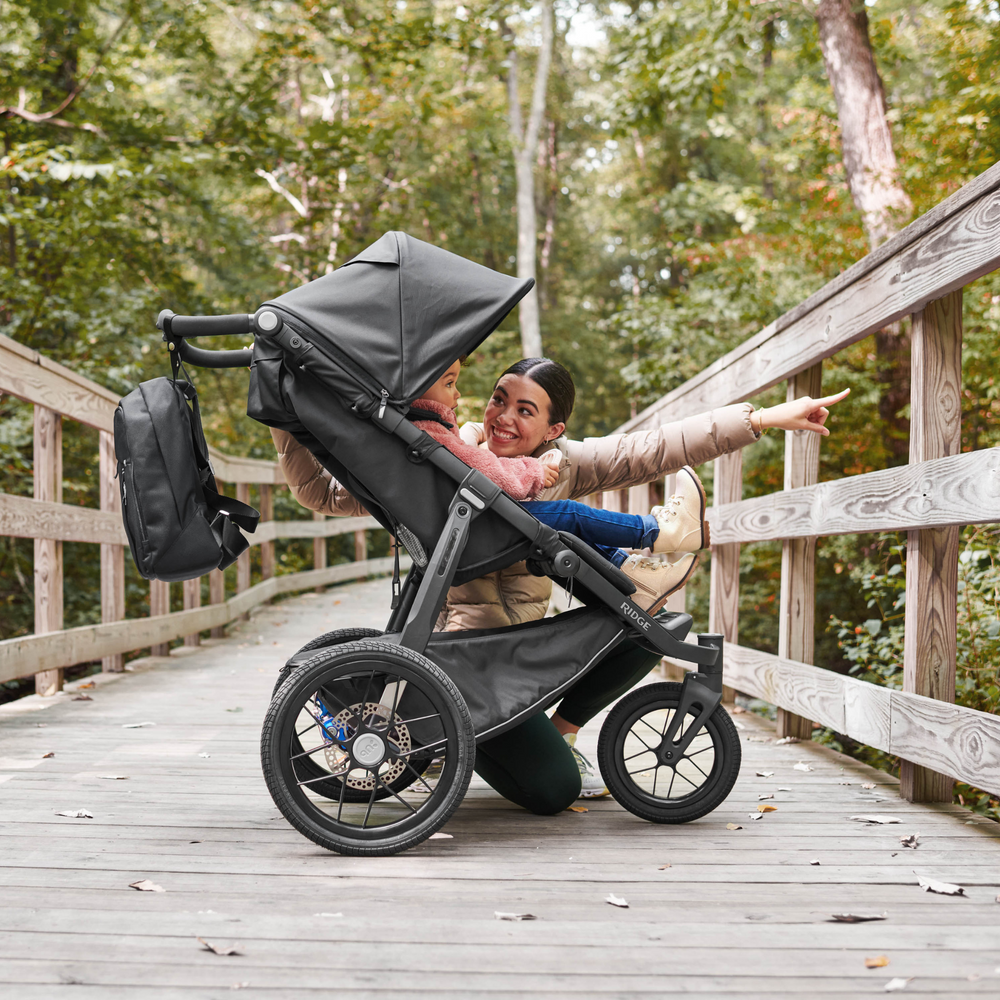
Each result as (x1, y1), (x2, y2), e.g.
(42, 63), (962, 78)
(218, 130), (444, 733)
(323, 701), (412, 791)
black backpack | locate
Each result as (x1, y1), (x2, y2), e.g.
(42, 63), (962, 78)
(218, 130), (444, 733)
(114, 377), (260, 582)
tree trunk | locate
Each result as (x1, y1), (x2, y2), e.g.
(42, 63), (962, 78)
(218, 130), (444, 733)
(813, 0), (912, 249)
(504, 1), (554, 359)
(813, 0), (914, 465)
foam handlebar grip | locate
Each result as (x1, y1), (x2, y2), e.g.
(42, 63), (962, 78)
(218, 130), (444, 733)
(157, 310), (253, 338)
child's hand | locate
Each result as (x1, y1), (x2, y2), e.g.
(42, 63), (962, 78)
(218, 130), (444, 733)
(757, 388), (850, 436)
(542, 464), (560, 489)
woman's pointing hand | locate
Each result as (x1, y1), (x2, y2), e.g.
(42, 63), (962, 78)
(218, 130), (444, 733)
(756, 387), (850, 437)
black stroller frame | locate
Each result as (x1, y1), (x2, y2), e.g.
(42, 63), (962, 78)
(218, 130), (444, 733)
(156, 231), (742, 855)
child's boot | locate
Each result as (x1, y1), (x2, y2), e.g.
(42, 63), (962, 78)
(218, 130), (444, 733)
(620, 552), (699, 614)
(651, 466), (709, 552)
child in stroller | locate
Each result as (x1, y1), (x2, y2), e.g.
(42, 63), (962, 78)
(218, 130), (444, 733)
(411, 357), (705, 615)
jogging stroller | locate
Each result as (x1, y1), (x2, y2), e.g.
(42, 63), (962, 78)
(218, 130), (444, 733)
(156, 231), (742, 856)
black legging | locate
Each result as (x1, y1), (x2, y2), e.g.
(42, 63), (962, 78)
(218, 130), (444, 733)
(474, 639), (660, 814)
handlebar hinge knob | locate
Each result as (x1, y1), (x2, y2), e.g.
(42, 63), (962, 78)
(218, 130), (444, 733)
(256, 310), (280, 332)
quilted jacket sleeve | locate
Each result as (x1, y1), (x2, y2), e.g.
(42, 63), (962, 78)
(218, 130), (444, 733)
(270, 428), (369, 517)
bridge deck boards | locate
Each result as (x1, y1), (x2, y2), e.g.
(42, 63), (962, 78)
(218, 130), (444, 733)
(1, 579), (999, 998)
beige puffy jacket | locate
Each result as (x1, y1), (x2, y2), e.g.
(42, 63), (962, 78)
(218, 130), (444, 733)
(270, 402), (759, 629)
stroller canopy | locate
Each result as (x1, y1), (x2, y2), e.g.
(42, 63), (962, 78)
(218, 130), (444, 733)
(264, 232), (534, 405)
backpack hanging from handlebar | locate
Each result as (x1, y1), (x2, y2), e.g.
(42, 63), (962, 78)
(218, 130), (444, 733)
(114, 377), (260, 582)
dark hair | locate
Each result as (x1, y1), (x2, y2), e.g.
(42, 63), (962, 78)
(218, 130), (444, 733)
(495, 357), (576, 429)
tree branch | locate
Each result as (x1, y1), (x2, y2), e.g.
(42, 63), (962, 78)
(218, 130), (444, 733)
(254, 168), (309, 218)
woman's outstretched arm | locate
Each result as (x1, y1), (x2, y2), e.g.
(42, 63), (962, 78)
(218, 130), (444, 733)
(751, 388), (850, 436)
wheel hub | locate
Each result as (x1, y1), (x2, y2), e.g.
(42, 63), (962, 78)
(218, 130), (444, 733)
(352, 732), (387, 767)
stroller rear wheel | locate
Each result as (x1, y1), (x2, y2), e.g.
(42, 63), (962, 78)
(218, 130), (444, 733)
(261, 640), (475, 856)
(272, 627), (383, 700)
(597, 682), (741, 824)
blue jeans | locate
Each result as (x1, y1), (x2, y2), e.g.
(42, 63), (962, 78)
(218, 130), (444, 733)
(521, 501), (658, 568)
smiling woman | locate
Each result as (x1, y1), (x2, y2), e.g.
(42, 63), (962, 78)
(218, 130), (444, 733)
(483, 358), (575, 457)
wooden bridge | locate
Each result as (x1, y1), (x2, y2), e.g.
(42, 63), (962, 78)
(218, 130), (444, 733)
(2, 163), (1000, 995)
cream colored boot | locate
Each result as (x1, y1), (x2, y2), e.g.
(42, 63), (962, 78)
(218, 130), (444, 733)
(651, 466), (709, 552)
(620, 552), (699, 614)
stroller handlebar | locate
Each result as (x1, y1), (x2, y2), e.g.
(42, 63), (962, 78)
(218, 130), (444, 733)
(157, 309), (256, 370)
(157, 309), (253, 338)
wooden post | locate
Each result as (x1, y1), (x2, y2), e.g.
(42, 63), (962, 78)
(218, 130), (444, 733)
(149, 580), (170, 656)
(99, 430), (125, 672)
(709, 451), (742, 703)
(183, 577), (201, 646)
(259, 483), (275, 581)
(236, 482), (251, 619)
(33, 407), (63, 695)
(208, 478), (226, 639)
(354, 528), (367, 563)
(627, 482), (650, 517)
(777, 364), (823, 739)
(900, 290), (963, 802)
(313, 511), (327, 593)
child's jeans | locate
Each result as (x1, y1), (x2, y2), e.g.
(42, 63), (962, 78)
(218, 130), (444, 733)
(521, 500), (658, 568)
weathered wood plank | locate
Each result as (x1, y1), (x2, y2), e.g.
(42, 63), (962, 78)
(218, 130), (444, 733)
(709, 451), (742, 702)
(0, 492), (127, 545)
(708, 446), (1000, 544)
(258, 483), (275, 581)
(901, 290), (963, 803)
(99, 431), (125, 673)
(182, 578), (201, 647)
(148, 580), (170, 657)
(0, 333), (118, 432)
(32, 406), (63, 697)
(234, 482), (251, 615)
(725, 643), (1000, 792)
(0, 557), (401, 683)
(777, 364), (822, 739)
(621, 166), (1000, 431)
(206, 445), (283, 486)
(250, 514), (379, 546)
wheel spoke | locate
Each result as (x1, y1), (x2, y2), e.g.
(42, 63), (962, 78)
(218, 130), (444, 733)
(658, 708), (674, 738)
(684, 756), (711, 781)
(626, 727), (657, 752)
(394, 711), (442, 728)
(637, 716), (665, 741)
(665, 768), (675, 799)
(394, 739), (447, 759)
(401, 758), (438, 795)
(674, 768), (700, 790)
(685, 743), (714, 758)
(623, 748), (655, 764)
(295, 719), (320, 741)
(290, 740), (341, 762)
(336, 764), (348, 822)
(361, 780), (377, 828)
(296, 764), (351, 788)
(375, 772), (418, 815)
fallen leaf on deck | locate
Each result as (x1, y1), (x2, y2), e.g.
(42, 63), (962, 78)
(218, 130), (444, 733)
(850, 815), (901, 824)
(122, 722), (155, 729)
(748, 813), (763, 821)
(862, 782), (876, 789)
(567, 806), (588, 813)
(129, 879), (164, 892)
(810, 860), (821, 866)
(198, 753), (211, 758)
(429, 832), (453, 839)
(755, 771), (774, 777)
(757, 804), (777, 813)
(884, 977), (913, 992)
(778, 787), (792, 792)
(97, 775), (129, 780)
(225, 707), (243, 713)
(917, 875), (964, 896)
(55, 809), (92, 819)
(79, 682), (95, 689)
(494, 911), (537, 921)
(793, 762), (813, 772)
(198, 937), (242, 956)
(72, 694), (93, 701)
(606, 894), (629, 908)
(726, 823), (743, 830)
(775, 736), (799, 745)
(42, 752), (54, 758)
(830, 912), (887, 923)
(865, 956), (890, 969)
(899, 833), (920, 849)
(658, 864), (671, 870)
(758, 793), (774, 801)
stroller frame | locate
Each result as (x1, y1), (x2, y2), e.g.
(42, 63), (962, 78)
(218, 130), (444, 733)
(157, 234), (741, 854)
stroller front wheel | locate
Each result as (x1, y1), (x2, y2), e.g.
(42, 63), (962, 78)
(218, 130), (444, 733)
(597, 681), (741, 824)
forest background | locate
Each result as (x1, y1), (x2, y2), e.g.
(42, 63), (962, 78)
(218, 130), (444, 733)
(2, 0), (999, 788)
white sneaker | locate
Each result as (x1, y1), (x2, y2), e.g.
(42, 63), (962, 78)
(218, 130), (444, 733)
(651, 466), (709, 552)
(564, 733), (609, 799)
(620, 552), (699, 613)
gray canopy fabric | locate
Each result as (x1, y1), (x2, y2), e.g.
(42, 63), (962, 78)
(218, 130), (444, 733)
(264, 232), (534, 405)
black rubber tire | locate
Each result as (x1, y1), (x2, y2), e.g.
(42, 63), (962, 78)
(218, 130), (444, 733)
(597, 682), (741, 824)
(261, 640), (476, 856)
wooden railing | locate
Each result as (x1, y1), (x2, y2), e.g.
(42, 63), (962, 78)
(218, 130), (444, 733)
(601, 160), (1000, 803)
(0, 333), (395, 694)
